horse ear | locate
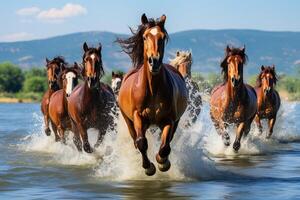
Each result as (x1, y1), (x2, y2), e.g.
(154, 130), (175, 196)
(272, 64), (275, 70)
(60, 62), (65, 71)
(241, 45), (246, 53)
(188, 52), (192, 58)
(83, 42), (88, 52)
(46, 58), (50, 64)
(112, 71), (115, 76)
(97, 43), (102, 52)
(141, 13), (148, 25)
(226, 45), (231, 54)
(159, 14), (166, 27)
(261, 65), (265, 71)
(176, 51), (180, 56)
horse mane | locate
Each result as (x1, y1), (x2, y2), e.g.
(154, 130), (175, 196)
(82, 47), (105, 77)
(51, 56), (67, 65)
(256, 66), (278, 87)
(169, 51), (192, 68)
(116, 17), (169, 69)
(220, 47), (248, 82)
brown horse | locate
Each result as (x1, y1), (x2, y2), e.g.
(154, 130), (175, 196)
(111, 71), (124, 96)
(255, 65), (281, 138)
(48, 63), (81, 142)
(117, 14), (188, 176)
(67, 42), (115, 153)
(170, 51), (202, 125)
(41, 57), (66, 137)
(210, 46), (257, 152)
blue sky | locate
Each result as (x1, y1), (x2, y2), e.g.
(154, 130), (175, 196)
(0, 0), (299, 42)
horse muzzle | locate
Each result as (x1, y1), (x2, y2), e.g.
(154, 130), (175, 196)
(231, 77), (241, 87)
(148, 57), (161, 74)
(87, 76), (98, 88)
(264, 87), (272, 94)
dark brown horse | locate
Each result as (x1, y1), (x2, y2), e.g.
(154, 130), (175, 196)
(48, 63), (81, 142)
(67, 42), (115, 153)
(255, 65), (281, 138)
(210, 46), (257, 152)
(170, 51), (202, 126)
(117, 14), (188, 176)
(41, 57), (66, 137)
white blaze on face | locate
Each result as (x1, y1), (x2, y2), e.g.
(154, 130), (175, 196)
(149, 27), (158, 36)
(111, 77), (121, 92)
(90, 54), (96, 61)
(65, 72), (76, 96)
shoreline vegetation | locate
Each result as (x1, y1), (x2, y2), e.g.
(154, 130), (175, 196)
(0, 62), (299, 103)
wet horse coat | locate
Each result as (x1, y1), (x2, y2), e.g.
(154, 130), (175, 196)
(117, 14), (188, 176)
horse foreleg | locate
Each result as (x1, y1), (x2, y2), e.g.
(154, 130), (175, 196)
(44, 113), (51, 136)
(233, 122), (245, 152)
(50, 122), (60, 142)
(255, 115), (263, 135)
(57, 124), (66, 144)
(267, 117), (276, 139)
(133, 111), (155, 176)
(71, 120), (82, 151)
(77, 123), (92, 153)
(156, 120), (178, 172)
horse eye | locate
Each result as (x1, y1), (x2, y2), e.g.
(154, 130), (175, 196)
(143, 36), (146, 41)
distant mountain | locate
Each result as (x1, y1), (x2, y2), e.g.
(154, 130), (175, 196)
(0, 29), (300, 75)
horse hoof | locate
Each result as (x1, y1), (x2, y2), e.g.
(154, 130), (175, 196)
(266, 134), (271, 139)
(158, 159), (171, 172)
(145, 163), (156, 176)
(83, 143), (93, 153)
(45, 128), (51, 136)
(233, 141), (240, 152)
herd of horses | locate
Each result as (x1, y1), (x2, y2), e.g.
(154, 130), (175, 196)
(41, 14), (281, 176)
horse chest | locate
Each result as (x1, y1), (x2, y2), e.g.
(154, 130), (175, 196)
(140, 100), (166, 121)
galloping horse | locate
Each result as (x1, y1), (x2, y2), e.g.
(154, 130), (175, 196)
(170, 51), (202, 126)
(68, 42), (115, 153)
(117, 14), (188, 176)
(255, 65), (280, 138)
(210, 46), (257, 152)
(48, 63), (81, 142)
(111, 71), (124, 96)
(41, 57), (66, 137)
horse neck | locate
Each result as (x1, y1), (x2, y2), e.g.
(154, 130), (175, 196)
(142, 62), (164, 96)
(226, 79), (246, 104)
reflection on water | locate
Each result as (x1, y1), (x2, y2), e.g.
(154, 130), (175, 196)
(0, 102), (300, 199)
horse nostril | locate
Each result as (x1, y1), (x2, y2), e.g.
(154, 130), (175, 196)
(148, 57), (153, 65)
(231, 77), (235, 83)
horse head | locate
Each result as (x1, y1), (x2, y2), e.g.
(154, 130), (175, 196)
(111, 71), (124, 94)
(257, 65), (278, 95)
(60, 62), (81, 97)
(170, 51), (192, 79)
(45, 56), (66, 90)
(82, 42), (104, 89)
(142, 14), (168, 75)
(221, 45), (247, 88)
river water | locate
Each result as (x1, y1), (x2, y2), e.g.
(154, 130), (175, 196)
(0, 101), (300, 199)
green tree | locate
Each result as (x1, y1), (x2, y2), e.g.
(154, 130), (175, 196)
(24, 68), (46, 79)
(0, 62), (24, 93)
(23, 76), (47, 93)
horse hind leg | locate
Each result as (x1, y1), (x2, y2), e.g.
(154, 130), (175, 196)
(50, 122), (60, 142)
(44, 114), (51, 136)
(133, 111), (155, 176)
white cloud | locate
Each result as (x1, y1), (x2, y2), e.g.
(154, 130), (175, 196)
(0, 32), (34, 42)
(37, 3), (87, 21)
(16, 7), (40, 16)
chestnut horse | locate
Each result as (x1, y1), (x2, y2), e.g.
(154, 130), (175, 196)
(111, 71), (124, 96)
(48, 63), (81, 142)
(41, 57), (66, 137)
(210, 46), (257, 152)
(68, 42), (115, 153)
(255, 65), (280, 138)
(117, 14), (188, 176)
(170, 51), (202, 126)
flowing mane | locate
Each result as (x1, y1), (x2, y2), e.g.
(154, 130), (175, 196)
(169, 51), (192, 69)
(256, 66), (278, 87)
(220, 47), (248, 82)
(116, 17), (169, 69)
(50, 56), (67, 65)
